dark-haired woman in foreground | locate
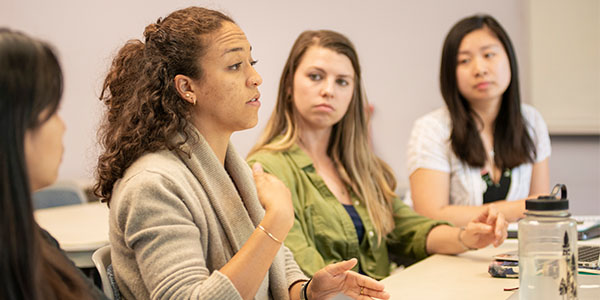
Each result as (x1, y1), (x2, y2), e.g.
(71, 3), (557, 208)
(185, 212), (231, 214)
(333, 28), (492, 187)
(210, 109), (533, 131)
(406, 14), (551, 227)
(95, 7), (388, 300)
(0, 28), (106, 300)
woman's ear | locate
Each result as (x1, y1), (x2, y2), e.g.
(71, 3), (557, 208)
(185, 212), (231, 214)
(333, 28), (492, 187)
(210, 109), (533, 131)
(174, 75), (196, 105)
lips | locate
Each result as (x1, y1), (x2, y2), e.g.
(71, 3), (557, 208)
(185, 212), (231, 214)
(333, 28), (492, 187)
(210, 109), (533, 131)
(314, 103), (334, 111)
(246, 92), (261, 103)
(475, 81), (491, 90)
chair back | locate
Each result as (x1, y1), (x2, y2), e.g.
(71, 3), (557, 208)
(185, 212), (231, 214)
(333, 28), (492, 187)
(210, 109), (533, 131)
(92, 245), (115, 300)
(33, 180), (88, 209)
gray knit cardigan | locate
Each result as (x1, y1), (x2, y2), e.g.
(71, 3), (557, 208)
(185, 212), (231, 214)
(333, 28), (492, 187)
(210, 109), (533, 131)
(108, 131), (307, 299)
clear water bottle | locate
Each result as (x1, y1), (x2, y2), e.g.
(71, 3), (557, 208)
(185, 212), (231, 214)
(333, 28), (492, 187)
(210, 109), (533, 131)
(518, 184), (578, 300)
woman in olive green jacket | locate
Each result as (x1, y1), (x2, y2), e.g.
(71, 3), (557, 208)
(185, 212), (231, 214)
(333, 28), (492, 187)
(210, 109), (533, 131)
(248, 29), (509, 280)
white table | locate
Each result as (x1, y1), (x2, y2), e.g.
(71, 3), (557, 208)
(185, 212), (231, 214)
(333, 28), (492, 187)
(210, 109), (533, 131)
(35, 202), (109, 268)
(381, 238), (600, 299)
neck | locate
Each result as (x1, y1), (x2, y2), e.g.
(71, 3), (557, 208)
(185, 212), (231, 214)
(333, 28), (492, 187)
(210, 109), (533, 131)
(470, 97), (501, 131)
(297, 126), (332, 158)
(191, 120), (232, 166)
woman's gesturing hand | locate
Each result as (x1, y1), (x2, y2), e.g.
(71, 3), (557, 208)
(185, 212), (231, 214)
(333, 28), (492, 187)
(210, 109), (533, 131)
(252, 163), (294, 229)
(308, 258), (390, 300)
(462, 204), (509, 249)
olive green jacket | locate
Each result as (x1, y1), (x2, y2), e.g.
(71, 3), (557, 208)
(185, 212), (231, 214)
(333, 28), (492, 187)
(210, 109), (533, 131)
(248, 143), (448, 280)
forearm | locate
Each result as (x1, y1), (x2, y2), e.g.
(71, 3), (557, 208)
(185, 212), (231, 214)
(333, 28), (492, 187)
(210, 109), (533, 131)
(220, 212), (292, 300)
(424, 200), (523, 227)
(288, 280), (306, 300)
(425, 225), (465, 254)
(422, 205), (487, 227)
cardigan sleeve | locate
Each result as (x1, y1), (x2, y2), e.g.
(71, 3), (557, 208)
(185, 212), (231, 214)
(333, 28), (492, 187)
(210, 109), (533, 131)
(113, 170), (242, 300)
(281, 245), (310, 288)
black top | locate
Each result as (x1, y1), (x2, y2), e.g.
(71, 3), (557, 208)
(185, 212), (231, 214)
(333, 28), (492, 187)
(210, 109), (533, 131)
(482, 169), (512, 204)
(41, 228), (109, 300)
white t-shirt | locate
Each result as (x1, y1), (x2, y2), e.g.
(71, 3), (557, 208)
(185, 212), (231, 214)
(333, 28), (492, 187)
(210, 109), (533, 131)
(404, 104), (551, 207)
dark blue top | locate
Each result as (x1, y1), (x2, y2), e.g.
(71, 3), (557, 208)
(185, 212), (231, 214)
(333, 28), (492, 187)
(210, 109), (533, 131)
(342, 203), (365, 244)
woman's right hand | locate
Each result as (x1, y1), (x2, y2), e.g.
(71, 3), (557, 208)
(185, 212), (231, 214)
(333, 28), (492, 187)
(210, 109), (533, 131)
(252, 163), (294, 228)
(308, 259), (390, 299)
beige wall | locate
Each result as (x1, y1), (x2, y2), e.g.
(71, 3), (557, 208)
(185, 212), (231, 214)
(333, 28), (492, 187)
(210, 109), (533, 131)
(1, 0), (598, 213)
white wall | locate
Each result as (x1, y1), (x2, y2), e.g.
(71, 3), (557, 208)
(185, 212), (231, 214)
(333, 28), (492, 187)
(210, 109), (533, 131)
(1, 0), (598, 213)
(529, 0), (600, 134)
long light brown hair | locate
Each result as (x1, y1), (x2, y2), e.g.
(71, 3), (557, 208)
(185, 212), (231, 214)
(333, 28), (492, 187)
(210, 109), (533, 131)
(249, 30), (396, 243)
(94, 7), (233, 204)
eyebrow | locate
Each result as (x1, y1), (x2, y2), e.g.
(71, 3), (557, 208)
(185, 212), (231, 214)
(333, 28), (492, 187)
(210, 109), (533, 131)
(309, 66), (353, 78)
(458, 44), (502, 55)
(222, 46), (252, 56)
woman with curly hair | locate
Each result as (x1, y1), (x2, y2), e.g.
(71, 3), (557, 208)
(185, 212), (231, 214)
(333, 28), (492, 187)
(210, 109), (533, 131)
(0, 28), (106, 300)
(95, 6), (388, 300)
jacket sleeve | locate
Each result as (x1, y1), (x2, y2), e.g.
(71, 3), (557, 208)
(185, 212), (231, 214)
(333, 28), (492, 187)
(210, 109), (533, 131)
(386, 198), (450, 261)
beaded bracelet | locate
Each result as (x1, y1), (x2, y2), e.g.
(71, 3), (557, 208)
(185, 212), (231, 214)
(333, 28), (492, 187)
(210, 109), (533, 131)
(458, 227), (477, 251)
(257, 224), (282, 244)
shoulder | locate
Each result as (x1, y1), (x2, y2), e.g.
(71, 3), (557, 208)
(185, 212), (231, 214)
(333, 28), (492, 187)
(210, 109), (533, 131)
(520, 104), (546, 125)
(247, 148), (302, 187)
(412, 107), (451, 132)
(113, 150), (195, 209)
(409, 107), (451, 143)
(121, 150), (188, 184)
(248, 148), (294, 173)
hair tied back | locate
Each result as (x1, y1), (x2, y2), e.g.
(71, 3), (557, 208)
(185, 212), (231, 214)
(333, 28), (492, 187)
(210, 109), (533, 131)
(143, 18), (163, 42)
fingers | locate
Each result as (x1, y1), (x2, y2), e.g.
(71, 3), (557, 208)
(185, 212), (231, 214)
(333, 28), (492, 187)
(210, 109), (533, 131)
(493, 212), (508, 247)
(348, 272), (389, 299)
(353, 273), (386, 292)
(357, 287), (390, 300)
(466, 221), (493, 233)
(485, 204), (499, 225)
(252, 162), (264, 175)
(472, 205), (492, 224)
(324, 258), (358, 276)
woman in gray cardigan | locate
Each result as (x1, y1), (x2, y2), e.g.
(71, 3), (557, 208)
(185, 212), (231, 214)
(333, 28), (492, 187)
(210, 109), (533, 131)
(94, 7), (388, 300)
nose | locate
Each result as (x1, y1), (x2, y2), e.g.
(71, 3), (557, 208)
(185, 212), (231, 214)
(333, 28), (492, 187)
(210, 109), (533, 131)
(248, 66), (263, 87)
(473, 56), (488, 77)
(320, 78), (334, 98)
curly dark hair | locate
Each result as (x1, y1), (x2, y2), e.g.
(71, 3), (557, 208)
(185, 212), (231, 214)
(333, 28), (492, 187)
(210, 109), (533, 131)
(94, 7), (233, 204)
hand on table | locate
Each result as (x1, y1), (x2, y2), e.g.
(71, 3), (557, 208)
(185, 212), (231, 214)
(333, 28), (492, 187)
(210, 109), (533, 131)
(462, 204), (508, 249)
(308, 258), (390, 300)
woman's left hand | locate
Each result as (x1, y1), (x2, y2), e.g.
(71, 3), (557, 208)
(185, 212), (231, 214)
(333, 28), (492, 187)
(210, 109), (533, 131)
(307, 258), (390, 300)
(462, 204), (509, 249)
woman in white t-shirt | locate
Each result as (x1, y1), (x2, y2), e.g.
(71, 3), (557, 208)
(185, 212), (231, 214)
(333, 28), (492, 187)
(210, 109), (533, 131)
(406, 14), (551, 227)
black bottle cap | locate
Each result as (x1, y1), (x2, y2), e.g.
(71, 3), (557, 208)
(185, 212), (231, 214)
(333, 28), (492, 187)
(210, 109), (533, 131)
(525, 184), (569, 211)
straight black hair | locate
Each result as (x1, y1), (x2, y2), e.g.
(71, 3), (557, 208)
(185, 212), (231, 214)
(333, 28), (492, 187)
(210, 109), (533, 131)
(439, 14), (535, 169)
(0, 28), (92, 300)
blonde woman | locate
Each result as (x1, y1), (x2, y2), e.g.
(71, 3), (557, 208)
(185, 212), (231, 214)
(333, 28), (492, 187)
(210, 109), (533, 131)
(248, 30), (508, 279)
